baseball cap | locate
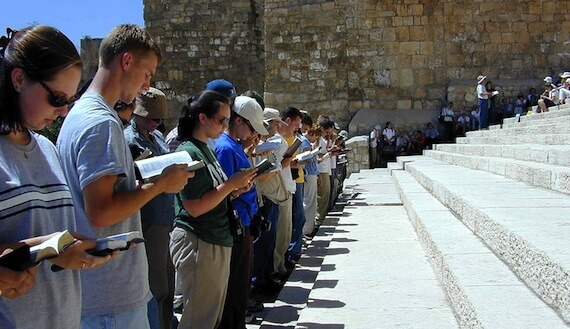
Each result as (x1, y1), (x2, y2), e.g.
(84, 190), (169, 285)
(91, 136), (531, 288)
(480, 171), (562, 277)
(477, 75), (486, 84)
(242, 90), (265, 109)
(233, 96), (269, 135)
(133, 87), (169, 119)
(206, 79), (237, 98)
(339, 130), (348, 139)
(263, 108), (288, 127)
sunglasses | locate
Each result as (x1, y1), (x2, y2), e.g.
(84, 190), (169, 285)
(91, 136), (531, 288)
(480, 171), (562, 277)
(39, 81), (79, 107)
(215, 116), (230, 126)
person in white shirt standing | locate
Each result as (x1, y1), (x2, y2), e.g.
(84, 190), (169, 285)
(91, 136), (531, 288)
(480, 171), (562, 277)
(369, 124), (381, 169)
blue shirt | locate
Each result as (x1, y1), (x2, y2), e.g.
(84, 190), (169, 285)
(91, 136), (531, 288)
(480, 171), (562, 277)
(215, 132), (258, 227)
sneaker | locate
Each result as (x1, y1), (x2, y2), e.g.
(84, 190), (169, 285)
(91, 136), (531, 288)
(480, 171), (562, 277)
(247, 298), (264, 313)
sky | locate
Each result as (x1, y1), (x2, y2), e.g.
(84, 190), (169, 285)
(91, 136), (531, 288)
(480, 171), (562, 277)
(0, 0), (145, 49)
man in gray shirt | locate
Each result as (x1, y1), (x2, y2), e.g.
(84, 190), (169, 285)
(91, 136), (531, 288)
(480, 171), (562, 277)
(57, 24), (193, 328)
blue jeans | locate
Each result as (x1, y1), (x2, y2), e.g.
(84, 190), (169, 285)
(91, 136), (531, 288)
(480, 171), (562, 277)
(288, 182), (306, 260)
(251, 198), (279, 288)
(81, 304), (150, 329)
(478, 98), (489, 129)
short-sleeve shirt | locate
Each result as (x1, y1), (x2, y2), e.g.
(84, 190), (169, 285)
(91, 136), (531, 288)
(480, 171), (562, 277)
(0, 133), (80, 328)
(317, 137), (332, 175)
(57, 92), (151, 316)
(271, 133), (296, 192)
(477, 84), (488, 99)
(285, 135), (305, 184)
(124, 120), (174, 227)
(301, 137), (319, 176)
(215, 132), (258, 227)
(174, 139), (233, 247)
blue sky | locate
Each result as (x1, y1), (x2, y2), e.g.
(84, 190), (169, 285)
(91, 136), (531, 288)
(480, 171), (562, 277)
(0, 0), (145, 49)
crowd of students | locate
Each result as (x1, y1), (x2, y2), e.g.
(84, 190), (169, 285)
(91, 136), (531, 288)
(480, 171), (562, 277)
(0, 23), (348, 329)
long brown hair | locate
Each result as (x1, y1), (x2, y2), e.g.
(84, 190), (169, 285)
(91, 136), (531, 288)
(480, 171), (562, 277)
(0, 25), (82, 134)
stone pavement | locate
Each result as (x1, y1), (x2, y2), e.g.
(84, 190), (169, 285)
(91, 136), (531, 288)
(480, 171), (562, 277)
(249, 170), (458, 329)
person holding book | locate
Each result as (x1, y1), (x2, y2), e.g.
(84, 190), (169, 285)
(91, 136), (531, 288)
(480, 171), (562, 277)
(124, 87), (175, 329)
(274, 107), (303, 279)
(0, 25), (112, 328)
(170, 90), (257, 329)
(302, 123), (323, 238)
(57, 24), (194, 329)
(214, 95), (268, 328)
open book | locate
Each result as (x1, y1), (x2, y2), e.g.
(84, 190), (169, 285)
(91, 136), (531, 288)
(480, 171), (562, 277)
(255, 139), (282, 154)
(0, 231), (75, 271)
(254, 158), (279, 175)
(283, 137), (302, 158)
(88, 231), (146, 257)
(51, 231), (146, 272)
(135, 151), (205, 182)
(295, 147), (321, 165)
(492, 91), (499, 96)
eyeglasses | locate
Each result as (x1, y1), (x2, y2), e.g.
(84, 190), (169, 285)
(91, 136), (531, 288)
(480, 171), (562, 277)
(39, 81), (79, 107)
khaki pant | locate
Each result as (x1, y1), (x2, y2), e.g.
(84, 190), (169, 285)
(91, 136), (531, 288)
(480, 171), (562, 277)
(273, 196), (292, 275)
(316, 173), (331, 225)
(170, 227), (231, 329)
(302, 174), (318, 235)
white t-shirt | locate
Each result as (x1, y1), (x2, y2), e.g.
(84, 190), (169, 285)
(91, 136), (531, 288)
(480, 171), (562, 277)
(471, 110), (480, 119)
(271, 133), (296, 193)
(477, 84), (488, 99)
(458, 116), (470, 124)
(441, 107), (454, 122)
(369, 130), (378, 148)
(317, 137), (331, 175)
(383, 128), (395, 141)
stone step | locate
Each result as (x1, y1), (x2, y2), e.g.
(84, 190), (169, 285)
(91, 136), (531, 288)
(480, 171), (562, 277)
(433, 144), (570, 167)
(456, 134), (570, 145)
(465, 122), (568, 138)
(502, 114), (570, 129)
(400, 156), (570, 323)
(503, 104), (570, 125)
(391, 169), (568, 329)
(424, 149), (570, 194)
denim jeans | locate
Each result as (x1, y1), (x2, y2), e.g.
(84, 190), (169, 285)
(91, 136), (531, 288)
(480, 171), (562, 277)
(478, 99), (489, 129)
(81, 304), (150, 329)
(251, 198), (279, 288)
(288, 182), (306, 260)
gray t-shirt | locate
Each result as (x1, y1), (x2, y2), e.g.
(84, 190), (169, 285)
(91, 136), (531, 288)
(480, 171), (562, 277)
(0, 133), (81, 328)
(57, 92), (151, 316)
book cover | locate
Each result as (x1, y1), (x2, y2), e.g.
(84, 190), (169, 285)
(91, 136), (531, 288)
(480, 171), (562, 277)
(88, 231), (146, 257)
(283, 137), (302, 158)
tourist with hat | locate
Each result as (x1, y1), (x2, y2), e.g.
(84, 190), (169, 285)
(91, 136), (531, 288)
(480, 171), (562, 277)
(476, 75), (493, 129)
(123, 87), (175, 329)
(558, 72), (570, 105)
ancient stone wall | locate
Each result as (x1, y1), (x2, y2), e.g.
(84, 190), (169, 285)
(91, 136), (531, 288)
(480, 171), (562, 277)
(144, 0), (266, 128)
(139, 0), (569, 133)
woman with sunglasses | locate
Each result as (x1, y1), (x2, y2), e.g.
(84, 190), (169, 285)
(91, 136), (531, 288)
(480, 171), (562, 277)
(215, 95), (269, 328)
(170, 90), (257, 329)
(0, 25), (111, 328)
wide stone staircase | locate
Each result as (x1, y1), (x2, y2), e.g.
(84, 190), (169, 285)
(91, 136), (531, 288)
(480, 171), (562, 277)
(391, 106), (570, 327)
(252, 107), (570, 328)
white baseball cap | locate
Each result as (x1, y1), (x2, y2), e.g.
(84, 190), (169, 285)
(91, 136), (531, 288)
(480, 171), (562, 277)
(232, 96), (269, 135)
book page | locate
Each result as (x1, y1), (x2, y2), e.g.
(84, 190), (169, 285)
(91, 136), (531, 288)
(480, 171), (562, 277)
(135, 151), (193, 180)
(29, 231), (75, 263)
